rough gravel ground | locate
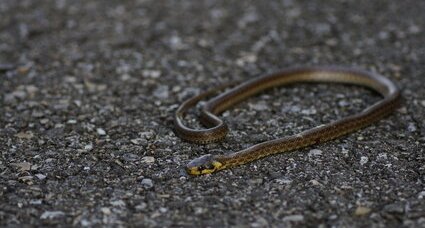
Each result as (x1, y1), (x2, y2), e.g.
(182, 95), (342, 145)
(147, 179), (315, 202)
(1, 0), (424, 227)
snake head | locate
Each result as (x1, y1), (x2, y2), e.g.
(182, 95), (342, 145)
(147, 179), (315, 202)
(186, 154), (223, 175)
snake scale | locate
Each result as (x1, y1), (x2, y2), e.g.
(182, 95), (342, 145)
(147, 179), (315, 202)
(174, 66), (401, 175)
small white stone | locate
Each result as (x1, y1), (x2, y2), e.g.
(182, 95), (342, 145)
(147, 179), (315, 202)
(80, 219), (91, 226)
(84, 143), (93, 151)
(282, 215), (304, 222)
(360, 156), (369, 165)
(96, 128), (106, 136)
(141, 178), (154, 189)
(30, 199), (42, 205)
(110, 200), (126, 207)
(130, 138), (147, 145)
(310, 179), (320, 186)
(101, 207), (111, 215)
(276, 178), (292, 184)
(141, 156), (155, 164)
(135, 202), (147, 211)
(35, 173), (46, 180)
(67, 119), (77, 124)
(74, 100), (82, 107)
(139, 131), (154, 139)
(377, 153), (388, 160)
(308, 149), (323, 157)
(398, 107), (407, 114)
(40, 118), (49, 124)
(328, 214), (338, 220)
(11, 162), (32, 172)
(420, 100), (425, 107)
(408, 122), (417, 132)
(142, 70), (161, 78)
(249, 101), (268, 111)
(301, 108), (317, 115)
(355, 206), (372, 216)
(120, 74), (131, 81)
(40, 211), (65, 219)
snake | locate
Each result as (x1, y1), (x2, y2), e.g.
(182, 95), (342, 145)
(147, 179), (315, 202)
(174, 66), (401, 175)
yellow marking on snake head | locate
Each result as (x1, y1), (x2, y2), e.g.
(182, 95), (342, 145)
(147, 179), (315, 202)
(186, 154), (223, 175)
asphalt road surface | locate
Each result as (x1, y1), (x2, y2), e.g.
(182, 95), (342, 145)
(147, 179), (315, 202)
(1, 0), (424, 227)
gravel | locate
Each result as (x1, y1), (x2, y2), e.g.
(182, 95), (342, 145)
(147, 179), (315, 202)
(1, 0), (424, 227)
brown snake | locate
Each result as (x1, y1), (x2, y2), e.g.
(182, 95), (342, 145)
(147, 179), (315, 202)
(174, 66), (401, 175)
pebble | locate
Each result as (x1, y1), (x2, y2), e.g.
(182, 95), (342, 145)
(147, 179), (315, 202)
(0, 63), (15, 72)
(153, 85), (169, 99)
(341, 148), (349, 156)
(420, 100), (425, 107)
(110, 200), (126, 207)
(308, 149), (323, 157)
(40, 211), (65, 219)
(169, 35), (184, 49)
(194, 207), (205, 215)
(11, 162), (32, 172)
(249, 101), (269, 111)
(135, 202), (147, 211)
(25, 85), (38, 94)
(40, 119), (49, 124)
(84, 143), (93, 151)
(140, 131), (154, 140)
(130, 138), (148, 145)
(142, 69), (161, 78)
(15, 131), (34, 139)
(328, 214), (338, 220)
(11, 90), (27, 99)
(301, 108), (317, 115)
(251, 216), (269, 227)
(384, 203), (405, 214)
(32, 111), (44, 118)
(249, 178), (263, 185)
(30, 199), (42, 205)
(35, 174), (47, 180)
(398, 107), (407, 114)
(276, 178), (292, 185)
(337, 100), (349, 108)
(67, 119), (77, 124)
(354, 206), (372, 216)
(141, 156), (155, 164)
(96, 128), (106, 136)
(101, 207), (111, 215)
(407, 122), (417, 132)
(360, 156), (369, 165)
(282, 215), (304, 222)
(141, 178), (154, 189)
(122, 153), (139, 162)
(310, 180), (320, 186)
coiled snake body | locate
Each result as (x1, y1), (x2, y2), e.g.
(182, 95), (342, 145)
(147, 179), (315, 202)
(174, 66), (401, 175)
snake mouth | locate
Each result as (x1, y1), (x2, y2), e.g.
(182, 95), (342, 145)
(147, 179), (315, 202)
(186, 154), (223, 175)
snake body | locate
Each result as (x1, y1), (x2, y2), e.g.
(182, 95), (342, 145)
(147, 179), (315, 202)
(174, 66), (401, 175)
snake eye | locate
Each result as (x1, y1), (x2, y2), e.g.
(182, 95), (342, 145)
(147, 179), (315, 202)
(205, 163), (215, 170)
